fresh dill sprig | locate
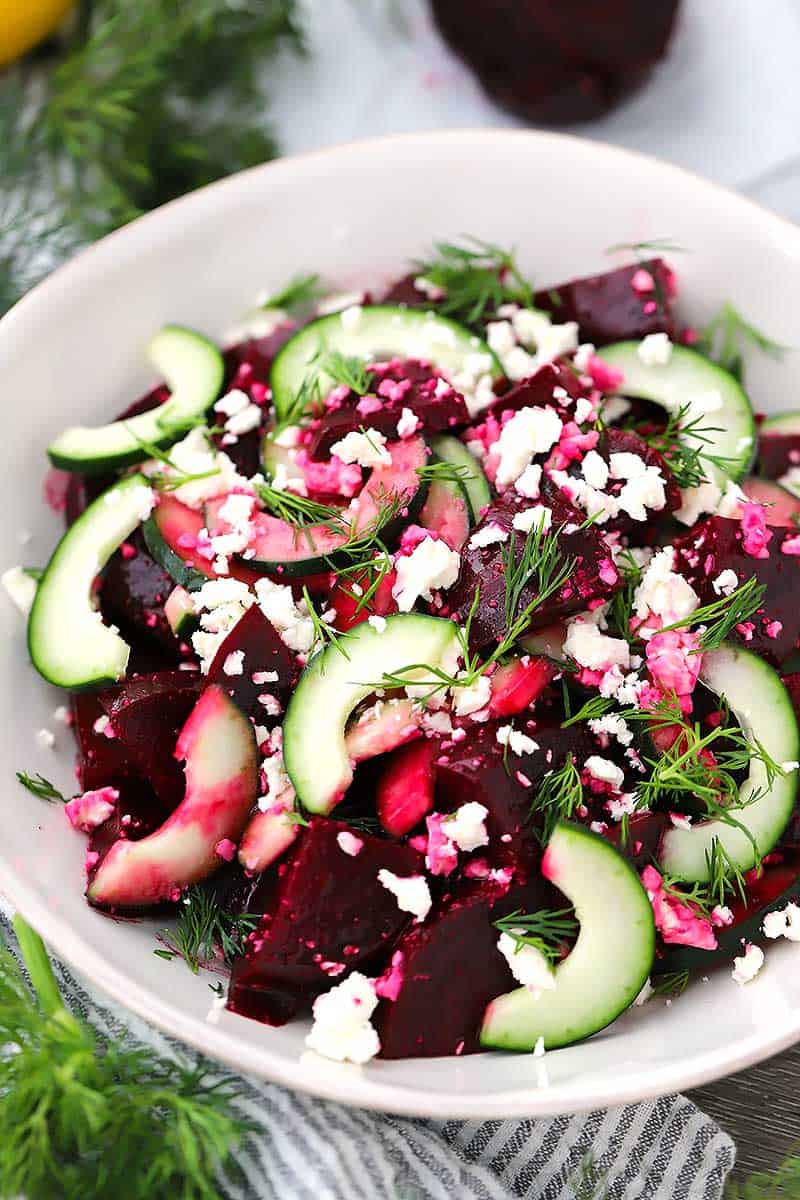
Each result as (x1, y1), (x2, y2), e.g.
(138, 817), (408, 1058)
(253, 480), (344, 532)
(16, 771), (66, 804)
(259, 272), (323, 314)
(158, 885), (260, 974)
(492, 907), (578, 964)
(705, 838), (748, 910)
(637, 403), (737, 489)
(2, 914), (249, 1199)
(698, 302), (787, 378)
(657, 576), (766, 651)
(561, 695), (617, 729)
(413, 236), (535, 326)
(312, 349), (374, 396)
(328, 553), (394, 616)
(529, 754), (584, 839)
(123, 423), (221, 491)
(301, 586), (351, 658)
(280, 369), (323, 428)
(651, 970), (690, 997)
(416, 460), (477, 487)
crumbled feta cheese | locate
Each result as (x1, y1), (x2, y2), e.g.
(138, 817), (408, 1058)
(514, 463), (543, 499)
(444, 801), (489, 852)
(254, 577), (316, 653)
(497, 933), (556, 993)
(674, 480), (722, 527)
(606, 792), (638, 820)
(585, 756), (625, 789)
(316, 291), (364, 316)
(223, 650), (244, 676)
(637, 333), (672, 366)
(588, 714), (633, 747)
(193, 577), (254, 612)
(502, 345), (538, 381)
(732, 942), (764, 985)
(617, 467), (667, 521)
(336, 831), (364, 857)
(563, 618), (631, 671)
(151, 427), (248, 509)
(632, 547), (699, 636)
(512, 504), (552, 534)
(763, 902), (800, 941)
(392, 536), (460, 611)
(36, 728), (55, 749)
(367, 614), (387, 633)
(224, 404), (262, 437)
(413, 276), (445, 301)
(496, 724), (540, 756)
(252, 670), (279, 685)
(273, 424), (301, 448)
(396, 407), (420, 439)
(451, 672), (492, 717)
(53, 705), (70, 724)
(377, 869), (432, 922)
(305, 972), (380, 1064)
(214, 389), (250, 418)
(573, 342), (595, 373)
(574, 396), (594, 425)
(486, 320), (517, 357)
(717, 480), (749, 519)
(330, 429), (391, 469)
(712, 568), (739, 597)
(339, 304), (363, 333)
(469, 523), (509, 550)
(581, 450), (609, 490)
(491, 406), (563, 486)
(2, 565), (37, 615)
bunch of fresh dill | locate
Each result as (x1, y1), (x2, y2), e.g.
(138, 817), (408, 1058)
(0, 0), (303, 314)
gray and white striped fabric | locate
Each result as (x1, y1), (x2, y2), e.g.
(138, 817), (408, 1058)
(0, 914), (734, 1199)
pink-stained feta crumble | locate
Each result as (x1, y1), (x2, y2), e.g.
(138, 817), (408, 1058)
(65, 786), (119, 832)
(215, 838), (237, 862)
(645, 629), (702, 700)
(764, 619), (783, 640)
(336, 830), (364, 857)
(375, 950), (405, 1000)
(425, 812), (459, 877)
(294, 449), (362, 498)
(586, 356), (624, 393)
(641, 865), (717, 950)
(782, 534), (800, 556)
(740, 502), (773, 559)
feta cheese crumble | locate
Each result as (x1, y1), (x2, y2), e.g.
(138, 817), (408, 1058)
(392, 536), (460, 611)
(584, 756), (625, 790)
(444, 801), (490, 851)
(376, 870), (432, 922)
(491, 406), (563, 486)
(469, 523), (509, 550)
(305, 972), (380, 1064)
(637, 333), (672, 367)
(2, 565), (37, 615)
(563, 618), (630, 672)
(496, 725), (540, 756)
(763, 902), (800, 941)
(512, 505), (552, 534)
(732, 942), (764, 985)
(330, 429), (391, 469)
(497, 933), (556, 993)
(712, 568), (739, 597)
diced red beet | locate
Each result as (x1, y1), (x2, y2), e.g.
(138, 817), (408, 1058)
(100, 671), (203, 811)
(534, 259), (676, 346)
(71, 690), (132, 792)
(602, 811), (668, 871)
(571, 426), (681, 541)
(205, 606), (296, 725)
(223, 325), (298, 386)
(489, 655), (557, 717)
(330, 566), (398, 632)
(757, 432), (800, 481)
(100, 530), (182, 663)
(484, 362), (584, 422)
(674, 515), (800, 666)
(380, 275), (428, 308)
(377, 739), (439, 836)
(447, 478), (620, 649)
(307, 359), (468, 459)
(227, 819), (423, 1025)
(434, 717), (595, 871)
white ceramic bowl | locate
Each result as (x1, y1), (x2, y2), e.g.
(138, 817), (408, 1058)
(2, 130), (800, 1119)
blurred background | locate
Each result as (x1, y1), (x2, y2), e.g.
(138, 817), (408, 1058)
(2, 0), (800, 313)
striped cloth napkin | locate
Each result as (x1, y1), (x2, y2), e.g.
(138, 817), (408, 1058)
(0, 912), (734, 1200)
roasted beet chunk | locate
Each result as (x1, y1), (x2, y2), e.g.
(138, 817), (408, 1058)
(674, 515), (800, 665)
(100, 671), (203, 811)
(485, 362), (584, 421)
(435, 717), (594, 872)
(71, 690), (132, 792)
(447, 479), (620, 647)
(205, 606), (296, 725)
(307, 359), (468, 459)
(601, 811), (668, 871)
(534, 259), (676, 345)
(100, 530), (181, 664)
(758, 432), (800, 481)
(227, 819), (423, 1026)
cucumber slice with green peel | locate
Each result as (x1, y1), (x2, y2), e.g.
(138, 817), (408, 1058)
(598, 342), (756, 484)
(419, 474), (471, 551)
(480, 822), (655, 1052)
(283, 614), (460, 814)
(659, 645), (800, 882)
(87, 685), (258, 910)
(48, 326), (225, 474)
(261, 432), (304, 487)
(761, 411), (800, 436)
(28, 474), (155, 688)
(519, 622), (568, 666)
(143, 495), (213, 591)
(270, 305), (502, 423)
(428, 434), (491, 522)
(164, 585), (198, 637)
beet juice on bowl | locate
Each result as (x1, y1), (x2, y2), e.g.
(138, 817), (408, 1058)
(7, 237), (800, 1063)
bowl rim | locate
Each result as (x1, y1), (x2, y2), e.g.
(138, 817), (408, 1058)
(3, 127), (800, 1118)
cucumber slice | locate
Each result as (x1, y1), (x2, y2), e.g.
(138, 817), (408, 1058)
(28, 474), (154, 688)
(164, 585), (198, 637)
(428, 434), (491, 522)
(283, 614), (459, 814)
(741, 477), (800, 526)
(419, 474), (471, 551)
(270, 306), (502, 423)
(87, 685), (258, 910)
(261, 433), (304, 487)
(519, 622), (568, 666)
(598, 342), (756, 484)
(48, 326), (224, 474)
(143, 496), (213, 591)
(659, 645), (800, 881)
(480, 822), (654, 1051)
(761, 411), (800, 437)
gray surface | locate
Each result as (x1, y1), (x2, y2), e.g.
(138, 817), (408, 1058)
(689, 1044), (800, 1181)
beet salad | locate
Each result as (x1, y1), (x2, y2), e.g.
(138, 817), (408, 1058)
(8, 240), (800, 1063)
